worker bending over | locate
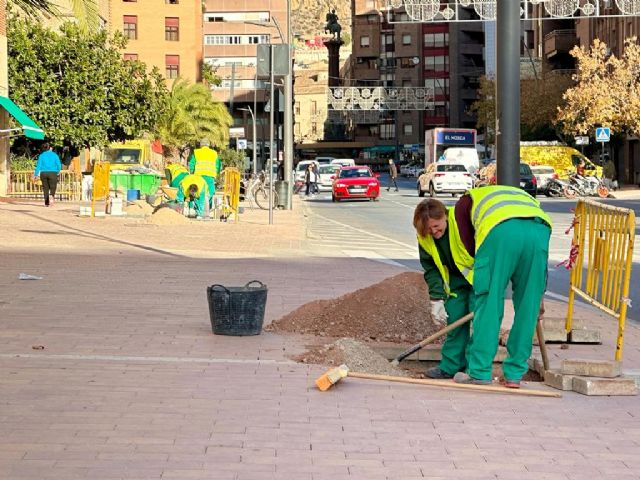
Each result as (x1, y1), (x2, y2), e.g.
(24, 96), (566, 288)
(189, 138), (221, 199)
(166, 162), (189, 188)
(176, 174), (209, 219)
(413, 199), (475, 380)
(450, 185), (551, 388)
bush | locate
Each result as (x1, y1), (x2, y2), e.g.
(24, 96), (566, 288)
(219, 149), (246, 172)
(10, 154), (36, 171)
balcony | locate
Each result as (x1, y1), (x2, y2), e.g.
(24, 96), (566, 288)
(544, 29), (577, 58)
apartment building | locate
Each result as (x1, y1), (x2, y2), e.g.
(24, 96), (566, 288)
(347, 1), (485, 160)
(294, 69), (327, 144)
(203, 0), (288, 167)
(110, 0), (202, 84)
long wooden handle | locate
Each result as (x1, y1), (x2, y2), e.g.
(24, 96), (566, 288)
(347, 371), (561, 398)
(392, 312), (474, 365)
(536, 319), (550, 372)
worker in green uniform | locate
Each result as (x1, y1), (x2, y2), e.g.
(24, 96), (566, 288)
(176, 174), (209, 218)
(189, 138), (221, 201)
(413, 199), (476, 380)
(451, 185), (551, 388)
(165, 162), (189, 188)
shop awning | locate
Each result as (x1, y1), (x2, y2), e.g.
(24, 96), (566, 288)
(0, 96), (44, 140)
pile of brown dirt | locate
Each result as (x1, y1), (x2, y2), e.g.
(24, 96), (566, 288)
(267, 272), (441, 344)
(295, 338), (409, 377)
(124, 200), (154, 216)
(146, 207), (191, 226)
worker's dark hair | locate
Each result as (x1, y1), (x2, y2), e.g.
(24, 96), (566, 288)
(188, 184), (198, 201)
(413, 199), (447, 238)
(42, 142), (50, 152)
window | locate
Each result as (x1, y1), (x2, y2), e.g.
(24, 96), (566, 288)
(360, 36), (370, 47)
(123, 15), (137, 40)
(402, 34), (411, 45)
(380, 124), (395, 140)
(365, 0), (375, 8)
(165, 0), (178, 3)
(165, 17), (179, 41)
(204, 34), (269, 45)
(424, 78), (449, 96)
(403, 124), (413, 135)
(424, 55), (449, 72)
(295, 102), (300, 115)
(402, 79), (412, 87)
(311, 101), (317, 115)
(381, 33), (393, 45)
(311, 123), (317, 135)
(123, 0), (136, 2)
(123, 53), (138, 61)
(400, 57), (417, 68)
(423, 32), (449, 47)
(205, 11), (270, 22)
(165, 55), (179, 79)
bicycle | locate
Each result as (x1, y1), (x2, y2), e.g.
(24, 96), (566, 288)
(246, 171), (279, 210)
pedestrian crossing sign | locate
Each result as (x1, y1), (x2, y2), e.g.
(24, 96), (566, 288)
(595, 127), (611, 143)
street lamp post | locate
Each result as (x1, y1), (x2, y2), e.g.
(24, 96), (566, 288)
(239, 106), (257, 176)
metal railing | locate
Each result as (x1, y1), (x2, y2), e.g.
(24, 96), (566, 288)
(8, 170), (82, 201)
(565, 199), (636, 361)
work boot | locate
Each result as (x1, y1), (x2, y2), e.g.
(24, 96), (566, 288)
(425, 367), (453, 379)
(500, 378), (521, 389)
(453, 372), (492, 385)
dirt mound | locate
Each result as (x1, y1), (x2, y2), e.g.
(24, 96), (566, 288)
(124, 200), (154, 216)
(267, 272), (441, 343)
(296, 338), (408, 376)
(146, 207), (191, 226)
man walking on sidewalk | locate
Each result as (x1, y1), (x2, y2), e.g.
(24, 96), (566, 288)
(387, 159), (399, 192)
(451, 185), (551, 388)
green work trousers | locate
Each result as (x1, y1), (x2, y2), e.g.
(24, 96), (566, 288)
(202, 175), (216, 206)
(467, 218), (550, 381)
(440, 285), (475, 376)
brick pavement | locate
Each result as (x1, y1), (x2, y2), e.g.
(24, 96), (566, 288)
(0, 199), (639, 480)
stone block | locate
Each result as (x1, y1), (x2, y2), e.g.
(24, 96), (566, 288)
(561, 359), (622, 378)
(542, 328), (568, 342)
(568, 329), (601, 344)
(572, 376), (638, 396)
(528, 358), (545, 376)
(544, 369), (574, 391)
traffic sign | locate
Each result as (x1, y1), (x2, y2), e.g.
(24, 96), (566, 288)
(575, 136), (589, 145)
(229, 127), (245, 138)
(237, 138), (247, 150)
(595, 127), (611, 143)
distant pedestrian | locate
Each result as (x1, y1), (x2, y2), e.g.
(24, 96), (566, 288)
(387, 159), (399, 192)
(305, 163), (318, 196)
(34, 143), (61, 207)
(311, 163), (319, 194)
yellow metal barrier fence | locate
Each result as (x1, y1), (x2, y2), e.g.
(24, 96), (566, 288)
(8, 170), (81, 201)
(91, 162), (110, 217)
(221, 167), (241, 222)
(566, 199), (635, 361)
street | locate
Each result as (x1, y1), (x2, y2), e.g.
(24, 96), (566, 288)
(301, 174), (640, 323)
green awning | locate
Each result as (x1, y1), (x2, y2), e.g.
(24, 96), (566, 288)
(0, 96), (44, 140)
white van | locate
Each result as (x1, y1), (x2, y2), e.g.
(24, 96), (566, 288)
(441, 147), (480, 174)
(331, 158), (356, 167)
(314, 156), (335, 165)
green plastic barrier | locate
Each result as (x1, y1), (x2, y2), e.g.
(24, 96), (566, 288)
(109, 173), (161, 197)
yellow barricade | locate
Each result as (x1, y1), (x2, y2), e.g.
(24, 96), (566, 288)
(566, 199), (635, 361)
(91, 161), (111, 216)
(221, 167), (241, 222)
(8, 170), (81, 201)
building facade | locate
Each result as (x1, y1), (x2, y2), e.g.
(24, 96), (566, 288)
(203, 0), (288, 169)
(347, 1), (485, 161)
(294, 69), (327, 145)
(109, 0), (202, 84)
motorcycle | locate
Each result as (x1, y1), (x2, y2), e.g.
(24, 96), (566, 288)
(544, 178), (570, 198)
(563, 174), (609, 199)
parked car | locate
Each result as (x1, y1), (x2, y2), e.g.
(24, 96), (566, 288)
(417, 163), (473, 197)
(332, 166), (380, 202)
(529, 165), (558, 192)
(478, 161), (538, 197)
(317, 164), (340, 191)
(400, 162), (422, 177)
(314, 156), (335, 165)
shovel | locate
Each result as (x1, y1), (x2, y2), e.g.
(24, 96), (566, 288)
(391, 312), (474, 366)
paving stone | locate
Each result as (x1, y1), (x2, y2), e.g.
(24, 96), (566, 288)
(568, 329), (601, 344)
(571, 376), (638, 396)
(373, 345), (508, 363)
(544, 370), (574, 391)
(561, 359), (622, 378)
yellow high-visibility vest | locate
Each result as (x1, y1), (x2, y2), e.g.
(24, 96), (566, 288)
(180, 174), (208, 199)
(192, 147), (218, 178)
(417, 208), (475, 295)
(468, 185), (552, 252)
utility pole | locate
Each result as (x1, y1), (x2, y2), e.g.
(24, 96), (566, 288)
(268, 45), (275, 225)
(283, 2), (294, 210)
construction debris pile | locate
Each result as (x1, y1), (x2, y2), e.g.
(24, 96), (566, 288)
(267, 272), (441, 344)
(295, 338), (408, 377)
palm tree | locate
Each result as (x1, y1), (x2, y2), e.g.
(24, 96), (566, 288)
(9, 0), (100, 32)
(156, 78), (232, 159)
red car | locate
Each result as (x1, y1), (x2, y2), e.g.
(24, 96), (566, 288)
(332, 166), (380, 202)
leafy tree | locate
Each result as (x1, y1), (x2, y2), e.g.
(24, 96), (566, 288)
(470, 76), (495, 146)
(558, 38), (640, 137)
(219, 148), (246, 171)
(155, 78), (232, 159)
(8, 18), (168, 149)
(9, 0), (101, 32)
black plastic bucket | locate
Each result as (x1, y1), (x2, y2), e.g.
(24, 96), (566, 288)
(207, 281), (268, 336)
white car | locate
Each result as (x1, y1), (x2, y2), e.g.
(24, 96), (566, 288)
(417, 163), (473, 197)
(317, 164), (340, 191)
(400, 163), (422, 177)
(529, 165), (558, 192)
(331, 158), (356, 167)
(314, 156), (335, 165)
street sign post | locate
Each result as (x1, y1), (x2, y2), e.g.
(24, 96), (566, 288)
(596, 127), (611, 167)
(575, 136), (589, 145)
(237, 139), (247, 150)
(229, 127), (245, 138)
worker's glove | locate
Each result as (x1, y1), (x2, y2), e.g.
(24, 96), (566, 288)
(430, 300), (448, 326)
